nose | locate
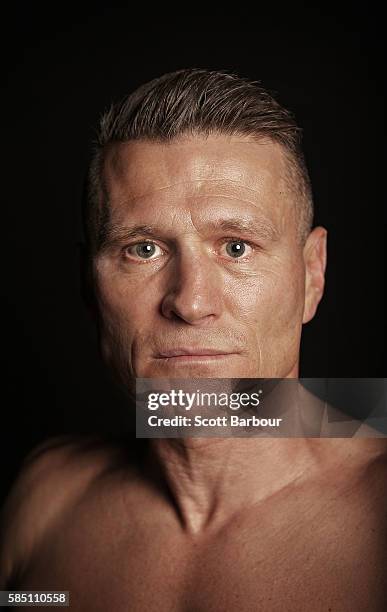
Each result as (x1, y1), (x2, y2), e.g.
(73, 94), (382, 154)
(161, 248), (223, 325)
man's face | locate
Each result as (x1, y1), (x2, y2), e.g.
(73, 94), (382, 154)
(93, 135), (326, 383)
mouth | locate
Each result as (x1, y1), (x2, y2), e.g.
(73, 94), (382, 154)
(155, 348), (240, 363)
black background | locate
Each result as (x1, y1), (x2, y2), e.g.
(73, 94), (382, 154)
(1, 5), (385, 504)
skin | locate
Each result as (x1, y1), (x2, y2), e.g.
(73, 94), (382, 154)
(1, 135), (386, 612)
(94, 135), (326, 383)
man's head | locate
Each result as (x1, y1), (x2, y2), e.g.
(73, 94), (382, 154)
(84, 69), (326, 384)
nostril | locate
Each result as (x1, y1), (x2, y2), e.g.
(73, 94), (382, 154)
(161, 291), (218, 325)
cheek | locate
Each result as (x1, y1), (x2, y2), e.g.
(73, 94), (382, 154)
(227, 256), (305, 353)
(95, 276), (157, 377)
(231, 263), (303, 321)
(97, 274), (155, 332)
(94, 283), (148, 375)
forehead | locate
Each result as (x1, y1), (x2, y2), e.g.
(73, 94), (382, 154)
(101, 135), (293, 226)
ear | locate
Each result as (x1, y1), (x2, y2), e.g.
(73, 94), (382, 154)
(302, 226), (327, 324)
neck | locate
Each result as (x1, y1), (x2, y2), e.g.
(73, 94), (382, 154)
(142, 375), (318, 534)
(140, 378), (384, 534)
(145, 436), (319, 534)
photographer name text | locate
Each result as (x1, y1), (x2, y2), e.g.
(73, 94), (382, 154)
(147, 415), (282, 428)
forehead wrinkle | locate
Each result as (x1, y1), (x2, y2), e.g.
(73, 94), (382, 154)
(107, 178), (286, 212)
(186, 193), (278, 212)
(104, 135), (292, 203)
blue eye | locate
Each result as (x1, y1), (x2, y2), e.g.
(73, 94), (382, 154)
(225, 241), (246, 258)
(135, 243), (156, 258)
(125, 242), (162, 260)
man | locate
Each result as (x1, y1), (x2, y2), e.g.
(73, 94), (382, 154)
(1, 69), (386, 611)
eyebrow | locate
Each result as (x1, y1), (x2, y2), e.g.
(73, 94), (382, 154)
(98, 224), (157, 251)
(214, 218), (280, 241)
(98, 218), (280, 252)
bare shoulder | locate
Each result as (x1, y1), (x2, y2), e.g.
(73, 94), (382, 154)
(0, 434), (128, 587)
(335, 439), (387, 508)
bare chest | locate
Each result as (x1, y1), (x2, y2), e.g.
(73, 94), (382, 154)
(17, 488), (387, 612)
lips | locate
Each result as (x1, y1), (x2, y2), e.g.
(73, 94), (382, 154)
(157, 348), (237, 358)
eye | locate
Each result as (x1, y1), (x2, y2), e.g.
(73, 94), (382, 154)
(124, 242), (163, 260)
(221, 240), (252, 259)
